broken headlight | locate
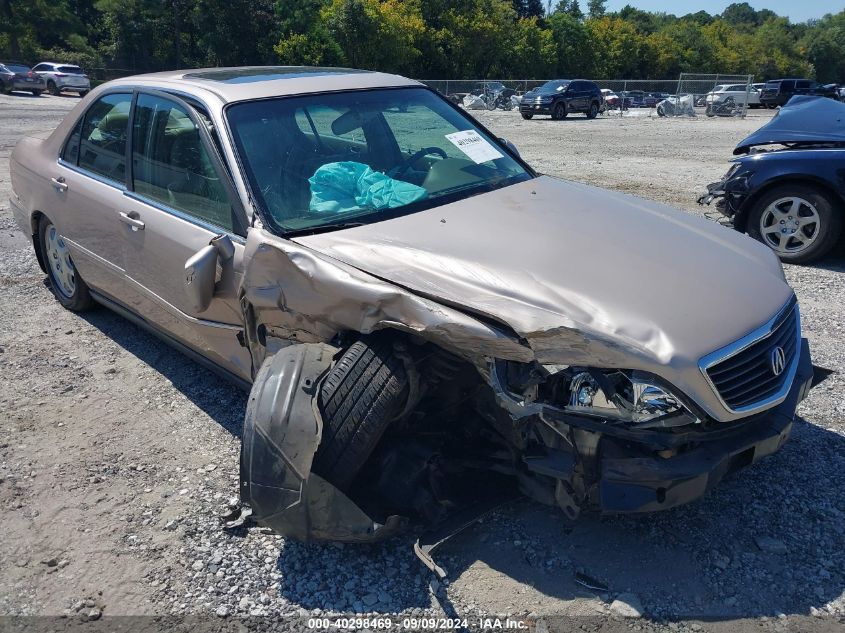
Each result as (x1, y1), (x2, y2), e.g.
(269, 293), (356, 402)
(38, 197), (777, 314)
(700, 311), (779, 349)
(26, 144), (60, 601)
(565, 369), (699, 429)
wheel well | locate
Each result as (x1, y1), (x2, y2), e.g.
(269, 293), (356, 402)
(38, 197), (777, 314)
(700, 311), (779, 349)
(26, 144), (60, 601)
(735, 177), (845, 233)
(31, 211), (47, 273)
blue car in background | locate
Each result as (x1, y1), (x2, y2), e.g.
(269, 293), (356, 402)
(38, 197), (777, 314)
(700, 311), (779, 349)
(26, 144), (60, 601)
(699, 96), (845, 264)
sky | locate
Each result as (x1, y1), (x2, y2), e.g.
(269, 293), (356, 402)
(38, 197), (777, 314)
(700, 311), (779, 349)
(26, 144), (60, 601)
(602, 0), (841, 23)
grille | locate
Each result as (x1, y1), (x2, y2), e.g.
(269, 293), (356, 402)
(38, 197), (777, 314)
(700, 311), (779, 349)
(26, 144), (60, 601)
(704, 301), (799, 411)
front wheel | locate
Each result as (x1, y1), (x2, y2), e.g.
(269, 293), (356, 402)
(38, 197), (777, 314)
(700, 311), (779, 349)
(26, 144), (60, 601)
(521, 112), (533, 120)
(746, 185), (843, 264)
(31, 90), (43, 96)
(551, 101), (567, 120)
(312, 334), (409, 491)
(78, 90), (89, 97)
(39, 215), (95, 311)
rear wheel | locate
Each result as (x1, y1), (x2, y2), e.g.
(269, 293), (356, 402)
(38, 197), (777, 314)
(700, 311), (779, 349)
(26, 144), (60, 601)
(47, 81), (59, 96)
(747, 184), (843, 264)
(78, 90), (89, 97)
(31, 90), (43, 96)
(551, 101), (567, 120)
(586, 101), (599, 119)
(38, 215), (94, 311)
(312, 334), (409, 491)
(521, 112), (533, 120)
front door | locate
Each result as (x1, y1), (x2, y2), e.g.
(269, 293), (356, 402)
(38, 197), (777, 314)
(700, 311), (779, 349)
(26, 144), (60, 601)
(119, 91), (252, 381)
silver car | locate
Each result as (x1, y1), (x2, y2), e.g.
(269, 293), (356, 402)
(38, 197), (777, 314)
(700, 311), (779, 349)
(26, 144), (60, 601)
(32, 62), (91, 97)
(9, 67), (821, 562)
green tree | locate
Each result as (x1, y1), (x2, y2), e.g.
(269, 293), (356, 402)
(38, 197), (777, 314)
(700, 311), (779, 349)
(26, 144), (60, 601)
(587, 0), (605, 18)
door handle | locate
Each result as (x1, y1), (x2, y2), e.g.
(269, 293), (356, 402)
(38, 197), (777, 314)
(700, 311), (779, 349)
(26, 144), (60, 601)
(118, 211), (145, 231)
(51, 177), (68, 192)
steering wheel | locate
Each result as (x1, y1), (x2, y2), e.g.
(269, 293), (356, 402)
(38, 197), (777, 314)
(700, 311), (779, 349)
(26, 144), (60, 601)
(391, 146), (448, 178)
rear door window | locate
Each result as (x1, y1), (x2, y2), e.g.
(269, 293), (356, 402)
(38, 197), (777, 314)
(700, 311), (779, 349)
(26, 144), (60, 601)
(795, 80), (810, 90)
(131, 93), (236, 233)
(78, 93), (131, 184)
(780, 80), (795, 91)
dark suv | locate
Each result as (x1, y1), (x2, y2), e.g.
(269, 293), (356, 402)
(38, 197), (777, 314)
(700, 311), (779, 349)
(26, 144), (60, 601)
(760, 79), (837, 108)
(520, 79), (602, 120)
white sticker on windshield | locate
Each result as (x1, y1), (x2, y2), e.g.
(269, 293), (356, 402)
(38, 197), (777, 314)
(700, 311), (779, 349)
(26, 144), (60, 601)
(445, 130), (504, 164)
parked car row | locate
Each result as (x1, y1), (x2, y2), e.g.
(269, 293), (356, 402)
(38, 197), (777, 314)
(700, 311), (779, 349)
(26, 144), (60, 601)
(0, 61), (90, 97)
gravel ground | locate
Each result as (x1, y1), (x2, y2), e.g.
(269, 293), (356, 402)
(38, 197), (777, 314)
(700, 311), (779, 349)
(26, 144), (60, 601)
(1, 93), (843, 632)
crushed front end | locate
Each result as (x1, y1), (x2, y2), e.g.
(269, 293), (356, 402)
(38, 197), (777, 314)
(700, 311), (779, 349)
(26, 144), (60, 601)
(697, 162), (751, 223)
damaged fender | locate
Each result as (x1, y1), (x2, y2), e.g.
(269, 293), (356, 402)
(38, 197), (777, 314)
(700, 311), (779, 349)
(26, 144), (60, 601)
(240, 342), (405, 541)
(239, 227), (534, 375)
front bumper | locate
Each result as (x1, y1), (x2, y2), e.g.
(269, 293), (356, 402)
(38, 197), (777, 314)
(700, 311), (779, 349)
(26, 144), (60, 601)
(595, 338), (815, 513)
(520, 103), (553, 114)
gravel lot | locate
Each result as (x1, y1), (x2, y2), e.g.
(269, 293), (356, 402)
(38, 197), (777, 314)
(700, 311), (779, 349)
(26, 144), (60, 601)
(1, 92), (843, 632)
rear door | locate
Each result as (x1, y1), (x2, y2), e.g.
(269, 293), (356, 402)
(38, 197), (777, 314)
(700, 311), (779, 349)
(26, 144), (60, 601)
(118, 90), (252, 381)
(53, 91), (138, 303)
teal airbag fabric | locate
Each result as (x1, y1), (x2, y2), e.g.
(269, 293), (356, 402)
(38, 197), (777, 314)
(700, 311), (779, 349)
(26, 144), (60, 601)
(309, 161), (428, 212)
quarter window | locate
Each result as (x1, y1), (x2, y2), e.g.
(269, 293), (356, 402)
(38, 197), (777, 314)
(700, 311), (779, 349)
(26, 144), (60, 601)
(131, 93), (235, 233)
(78, 93), (131, 183)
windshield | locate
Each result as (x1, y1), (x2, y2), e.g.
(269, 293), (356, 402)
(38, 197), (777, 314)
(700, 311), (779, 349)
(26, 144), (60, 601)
(537, 80), (569, 94)
(227, 87), (531, 235)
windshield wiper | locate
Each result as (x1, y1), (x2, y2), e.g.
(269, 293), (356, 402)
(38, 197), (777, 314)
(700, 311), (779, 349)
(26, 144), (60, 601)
(285, 221), (367, 237)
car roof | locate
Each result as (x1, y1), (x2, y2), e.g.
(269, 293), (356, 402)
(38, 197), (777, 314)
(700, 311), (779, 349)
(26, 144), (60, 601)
(106, 66), (421, 104)
(38, 62), (82, 67)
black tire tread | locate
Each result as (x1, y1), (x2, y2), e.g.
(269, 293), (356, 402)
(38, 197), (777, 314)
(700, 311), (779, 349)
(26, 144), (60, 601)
(313, 335), (408, 491)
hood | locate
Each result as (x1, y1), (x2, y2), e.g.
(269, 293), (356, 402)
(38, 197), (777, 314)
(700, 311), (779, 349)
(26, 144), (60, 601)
(295, 176), (792, 376)
(734, 96), (845, 155)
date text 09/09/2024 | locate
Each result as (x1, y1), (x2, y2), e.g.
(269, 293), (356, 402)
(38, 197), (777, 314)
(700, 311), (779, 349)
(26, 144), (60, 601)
(307, 616), (529, 630)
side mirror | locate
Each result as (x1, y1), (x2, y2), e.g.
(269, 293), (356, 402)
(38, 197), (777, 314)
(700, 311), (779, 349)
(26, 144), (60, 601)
(499, 138), (520, 158)
(184, 234), (234, 313)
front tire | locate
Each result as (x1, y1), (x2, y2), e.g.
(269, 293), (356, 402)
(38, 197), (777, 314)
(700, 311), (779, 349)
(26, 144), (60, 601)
(551, 101), (567, 120)
(312, 334), (409, 491)
(38, 215), (94, 311)
(78, 90), (89, 97)
(521, 112), (533, 120)
(31, 90), (43, 96)
(746, 185), (842, 264)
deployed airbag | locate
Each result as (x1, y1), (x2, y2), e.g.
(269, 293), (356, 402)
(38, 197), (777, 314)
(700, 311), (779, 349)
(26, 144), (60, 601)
(309, 161), (428, 213)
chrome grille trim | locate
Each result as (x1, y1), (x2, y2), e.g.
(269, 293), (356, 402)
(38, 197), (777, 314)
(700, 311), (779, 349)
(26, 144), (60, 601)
(699, 297), (801, 415)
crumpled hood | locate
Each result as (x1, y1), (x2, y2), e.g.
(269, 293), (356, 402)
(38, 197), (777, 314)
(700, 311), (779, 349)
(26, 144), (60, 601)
(734, 95), (845, 154)
(295, 176), (792, 379)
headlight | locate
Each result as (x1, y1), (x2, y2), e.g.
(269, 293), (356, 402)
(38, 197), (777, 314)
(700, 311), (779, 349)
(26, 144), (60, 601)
(723, 162), (741, 180)
(566, 369), (699, 429)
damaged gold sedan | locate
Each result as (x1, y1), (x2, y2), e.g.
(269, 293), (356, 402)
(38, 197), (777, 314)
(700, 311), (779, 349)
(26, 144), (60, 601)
(11, 67), (824, 572)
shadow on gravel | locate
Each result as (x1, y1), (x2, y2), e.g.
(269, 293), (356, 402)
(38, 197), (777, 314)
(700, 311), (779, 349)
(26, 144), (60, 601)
(78, 305), (247, 437)
(430, 416), (845, 621)
(275, 535), (435, 613)
(269, 417), (844, 619)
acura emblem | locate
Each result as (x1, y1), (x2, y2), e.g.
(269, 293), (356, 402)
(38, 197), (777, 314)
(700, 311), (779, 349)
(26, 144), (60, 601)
(770, 346), (786, 376)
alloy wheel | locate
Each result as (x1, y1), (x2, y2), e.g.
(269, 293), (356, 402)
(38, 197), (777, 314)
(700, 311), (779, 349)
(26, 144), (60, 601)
(759, 196), (821, 255)
(44, 222), (76, 297)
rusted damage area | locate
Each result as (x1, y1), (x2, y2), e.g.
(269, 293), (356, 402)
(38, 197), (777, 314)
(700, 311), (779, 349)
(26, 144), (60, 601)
(236, 230), (820, 573)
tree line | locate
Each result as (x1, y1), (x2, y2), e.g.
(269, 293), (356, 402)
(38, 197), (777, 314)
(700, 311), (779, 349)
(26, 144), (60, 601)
(1, 0), (844, 82)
